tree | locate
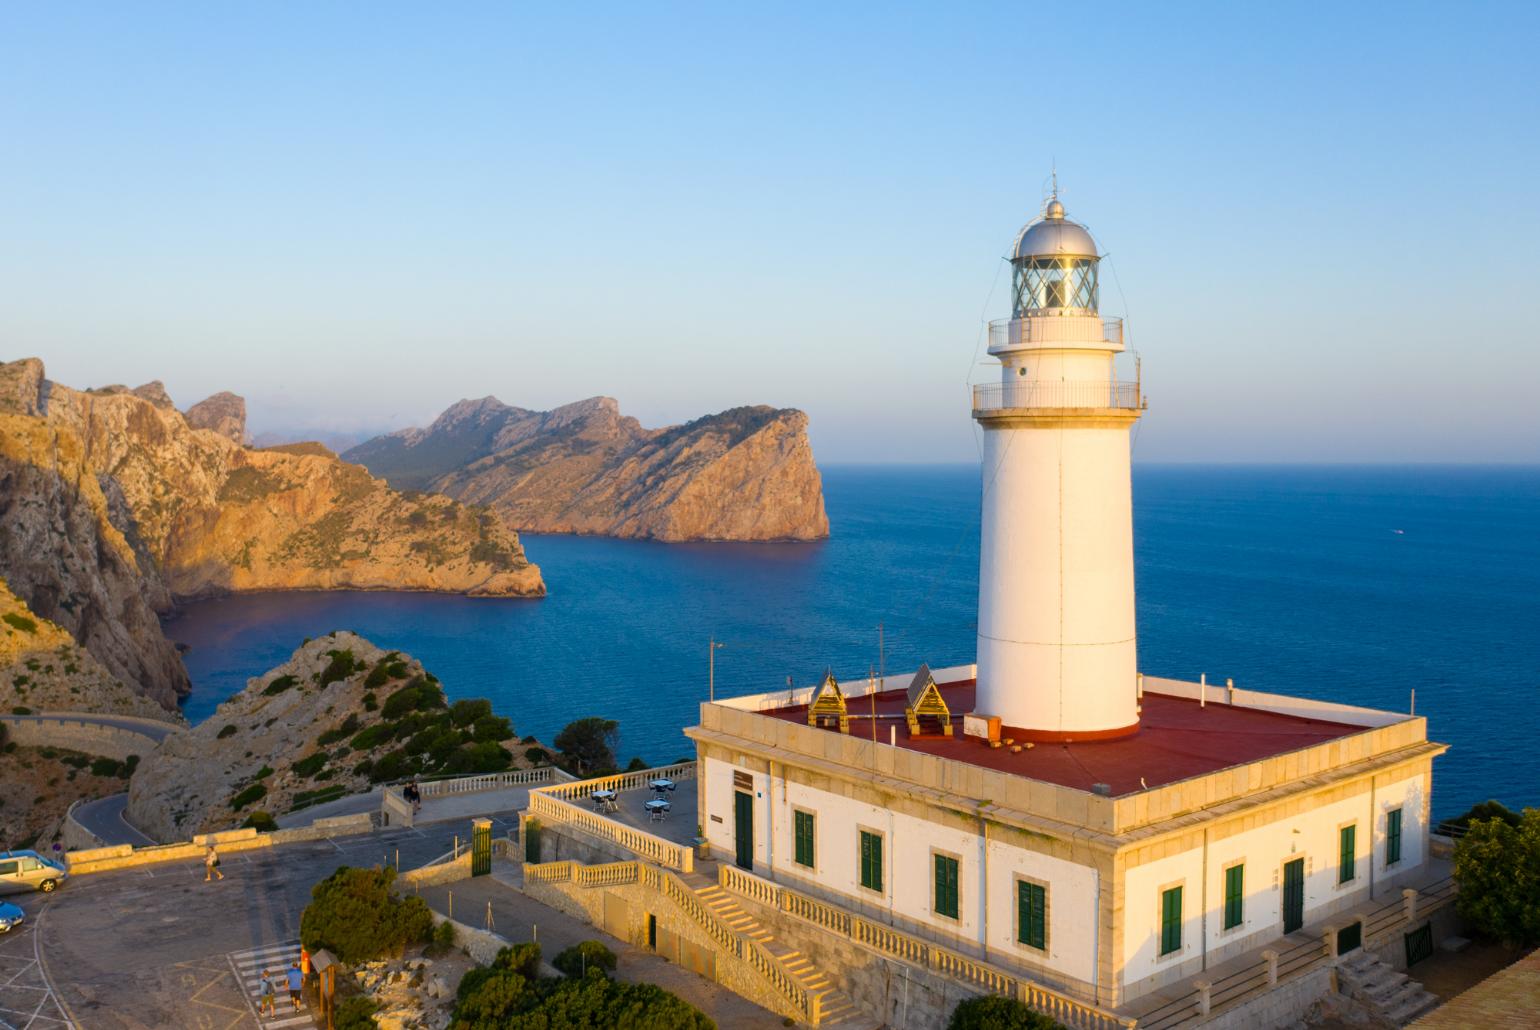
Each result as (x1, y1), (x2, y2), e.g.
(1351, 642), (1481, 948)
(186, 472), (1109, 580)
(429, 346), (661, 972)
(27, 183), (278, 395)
(300, 866), (434, 963)
(553, 940), (617, 978)
(553, 717), (619, 776)
(1453, 806), (1540, 947)
(948, 995), (1064, 1030)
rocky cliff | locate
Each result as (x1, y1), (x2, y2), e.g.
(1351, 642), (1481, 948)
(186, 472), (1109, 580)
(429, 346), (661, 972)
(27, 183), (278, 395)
(0, 357), (546, 710)
(345, 396), (829, 542)
(1, 577), (178, 721)
(127, 633), (540, 840)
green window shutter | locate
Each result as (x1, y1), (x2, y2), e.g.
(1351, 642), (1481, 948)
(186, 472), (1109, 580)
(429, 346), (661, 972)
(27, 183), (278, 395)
(1223, 865), (1244, 930)
(1017, 881), (1046, 949)
(1386, 809), (1402, 866)
(794, 811), (815, 868)
(934, 854), (959, 919)
(860, 831), (883, 892)
(1340, 825), (1356, 883)
(1160, 886), (1183, 956)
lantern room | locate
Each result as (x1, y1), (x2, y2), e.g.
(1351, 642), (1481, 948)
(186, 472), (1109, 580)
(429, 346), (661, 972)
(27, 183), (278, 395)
(1010, 197), (1100, 316)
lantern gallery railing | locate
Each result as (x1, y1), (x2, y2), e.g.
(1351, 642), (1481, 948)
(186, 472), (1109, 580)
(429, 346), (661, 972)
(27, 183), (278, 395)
(988, 315), (1123, 350)
(971, 380), (1143, 412)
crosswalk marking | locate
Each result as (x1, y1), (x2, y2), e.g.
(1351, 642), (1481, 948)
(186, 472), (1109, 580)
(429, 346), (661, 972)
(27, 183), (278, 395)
(225, 941), (316, 1029)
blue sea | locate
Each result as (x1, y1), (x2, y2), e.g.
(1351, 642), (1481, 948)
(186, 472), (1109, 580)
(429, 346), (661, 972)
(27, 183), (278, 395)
(163, 465), (1540, 822)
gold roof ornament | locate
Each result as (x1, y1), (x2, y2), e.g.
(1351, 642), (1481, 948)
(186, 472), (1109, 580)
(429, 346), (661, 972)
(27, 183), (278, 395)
(904, 663), (953, 737)
(808, 668), (850, 734)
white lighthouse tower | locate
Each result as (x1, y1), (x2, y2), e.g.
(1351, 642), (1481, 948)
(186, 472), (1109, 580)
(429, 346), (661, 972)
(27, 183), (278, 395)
(970, 189), (1144, 741)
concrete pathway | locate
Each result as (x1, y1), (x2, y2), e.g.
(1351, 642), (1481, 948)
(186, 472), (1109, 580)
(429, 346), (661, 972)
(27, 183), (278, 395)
(72, 792), (158, 846)
(412, 865), (790, 1030)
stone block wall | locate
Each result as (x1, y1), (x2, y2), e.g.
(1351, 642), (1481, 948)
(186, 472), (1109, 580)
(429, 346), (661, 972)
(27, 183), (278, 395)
(0, 715), (165, 761)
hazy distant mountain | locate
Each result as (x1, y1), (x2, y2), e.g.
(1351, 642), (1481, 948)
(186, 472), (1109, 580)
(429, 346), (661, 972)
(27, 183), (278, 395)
(345, 396), (829, 542)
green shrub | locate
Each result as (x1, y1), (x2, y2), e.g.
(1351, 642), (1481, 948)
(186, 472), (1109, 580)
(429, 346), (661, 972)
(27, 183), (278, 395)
(553, 940), (617, 978)
(353, 758), (374, 777)
(364, 661), (391, 689)
(472, 714), (514, 743)
(1440, 800), (1522, 836)
(90, 757), (122, 777)
(362, 691), (379, 711)
(350, 722), (395, 751)
(450, 948), (715, 1029)
(319, 649), (360, 688)
(293, 752), (328, 777)
(1454, 806), (1540, 946)
(425, 918), (457, 958)
(383, 683), (427, 720)
(626, 756), (648, 772)
(230, 783), (268, 809)
(370, 749), (410, 782)
(217, 724), (238, 739)
(11, 706), (32, 715)
(318, 714), (361, 746)
(122, 754), (139, 777)
(243, 811), (278, 832)
(553, 717), (619, 776)
(263, 674), (299, 696)
(334, 995), (379, 1030)
(524, 747), (549, 765)
(300, 866), (433, 963)
(947, 995), (1063, 1030)
(451, 698), (492, 726)
(2, 612), (38, 634)
(254, 765), (274, 779)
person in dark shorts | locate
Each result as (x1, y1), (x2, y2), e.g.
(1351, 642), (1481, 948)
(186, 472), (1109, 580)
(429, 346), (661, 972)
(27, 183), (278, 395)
(286, 961), (304, 1011)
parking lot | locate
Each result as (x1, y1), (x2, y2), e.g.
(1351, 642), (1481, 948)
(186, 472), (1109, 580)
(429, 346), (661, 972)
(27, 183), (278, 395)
(0, 826), (462, 1029)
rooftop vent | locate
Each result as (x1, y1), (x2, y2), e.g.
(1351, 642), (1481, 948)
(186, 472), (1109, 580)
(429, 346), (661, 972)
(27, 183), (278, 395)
(1091, 783), (1112, 797)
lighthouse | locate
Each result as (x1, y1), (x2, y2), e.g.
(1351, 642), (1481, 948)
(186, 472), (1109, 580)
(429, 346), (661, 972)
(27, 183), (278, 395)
(969, 190), (1144, 741)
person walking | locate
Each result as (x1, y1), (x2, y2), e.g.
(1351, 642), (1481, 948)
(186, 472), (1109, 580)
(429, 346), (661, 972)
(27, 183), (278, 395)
(258, 971), (276, 1017)
(286, 960), (304, 1012)
(204, 844), (224, 882)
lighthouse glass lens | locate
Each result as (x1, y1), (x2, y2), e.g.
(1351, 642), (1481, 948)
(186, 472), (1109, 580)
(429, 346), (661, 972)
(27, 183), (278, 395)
(1013, 257), (1098, 315)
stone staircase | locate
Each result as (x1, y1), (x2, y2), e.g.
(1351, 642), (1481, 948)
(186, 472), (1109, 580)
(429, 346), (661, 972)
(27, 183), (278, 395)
(693, 880), (872, 1027)
(1337, 950), (1440, 1026)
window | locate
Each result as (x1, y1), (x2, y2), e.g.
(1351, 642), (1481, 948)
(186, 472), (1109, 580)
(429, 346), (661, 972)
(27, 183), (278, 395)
(1386, 808), (1403, 867)
(1017, 880), (1047, 950)
(933, 853), (959, 919)
(859, 830), (883, 893)
(1340, 824), (1357, 884)
(0, 861), (16, 876)
(1223, 864), (1244, 931)
(793, 810), (815, 869)
(1160, 886), (1183, 956)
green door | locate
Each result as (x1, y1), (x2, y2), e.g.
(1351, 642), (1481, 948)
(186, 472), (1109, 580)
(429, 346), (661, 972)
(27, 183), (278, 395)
(1283, 858), (1305, 933)
(471, 819), (492, 877)
(734, 791), (754, 870)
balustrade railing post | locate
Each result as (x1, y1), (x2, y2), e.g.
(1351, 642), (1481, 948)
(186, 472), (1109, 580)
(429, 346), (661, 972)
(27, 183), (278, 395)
(1193, 981), (1211, 1018)
(1402, 887), (1418, 924)
(1262, 948), (1278, 986)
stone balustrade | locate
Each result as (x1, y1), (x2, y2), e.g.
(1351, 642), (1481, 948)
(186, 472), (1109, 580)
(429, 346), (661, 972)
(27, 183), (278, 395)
(718, 863), (1133, 1030)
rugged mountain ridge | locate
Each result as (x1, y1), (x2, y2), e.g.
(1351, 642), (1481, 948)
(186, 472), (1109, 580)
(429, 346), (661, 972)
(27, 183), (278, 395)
(345, 396), (829, 542)
(0, 357), (545, 710)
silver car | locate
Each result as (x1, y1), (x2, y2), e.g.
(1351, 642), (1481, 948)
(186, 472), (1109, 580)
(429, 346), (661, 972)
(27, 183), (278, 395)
(0, 850), (68, 894)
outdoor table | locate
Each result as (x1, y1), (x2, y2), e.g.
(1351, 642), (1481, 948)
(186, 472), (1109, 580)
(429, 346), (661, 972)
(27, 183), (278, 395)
(592, 789), (619, 813)
(648, 778), (676, 792)
(645, 798), (671, 821)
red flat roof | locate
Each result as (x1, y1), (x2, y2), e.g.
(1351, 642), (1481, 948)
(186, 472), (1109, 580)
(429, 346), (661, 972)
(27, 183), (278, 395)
(760, 681), (1365, 796)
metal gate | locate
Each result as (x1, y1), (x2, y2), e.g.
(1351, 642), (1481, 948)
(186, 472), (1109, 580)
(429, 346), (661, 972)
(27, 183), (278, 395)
(471, 818), (492, 877)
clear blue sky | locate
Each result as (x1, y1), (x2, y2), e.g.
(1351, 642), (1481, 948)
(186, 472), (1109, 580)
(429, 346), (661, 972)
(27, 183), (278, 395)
(3, 3), (1536, 462)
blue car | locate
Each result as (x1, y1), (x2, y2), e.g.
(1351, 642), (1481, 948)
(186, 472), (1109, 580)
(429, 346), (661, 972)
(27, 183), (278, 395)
(0, 900), (23, 933)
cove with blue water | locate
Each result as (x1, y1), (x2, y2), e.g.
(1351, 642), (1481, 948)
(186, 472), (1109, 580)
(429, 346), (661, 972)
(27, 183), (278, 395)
(163, 465), (1540, 822)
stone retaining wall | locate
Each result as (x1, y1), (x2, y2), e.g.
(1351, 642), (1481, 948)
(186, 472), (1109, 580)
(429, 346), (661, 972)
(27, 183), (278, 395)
(0, 715), (168, 761)
(523, 870), (803, 1024)
(65, 813), (374, 873)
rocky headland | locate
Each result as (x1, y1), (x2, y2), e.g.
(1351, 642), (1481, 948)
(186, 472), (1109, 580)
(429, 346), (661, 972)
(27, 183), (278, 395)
(127, 632), (548, 840)
(0, 357), (545, 711)
(344, 396), (829, 542)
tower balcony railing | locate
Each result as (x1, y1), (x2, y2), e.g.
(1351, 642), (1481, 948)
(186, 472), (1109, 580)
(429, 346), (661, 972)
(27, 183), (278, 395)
(971, 379), (1143, 412)
(988, 315), (1123, 350)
